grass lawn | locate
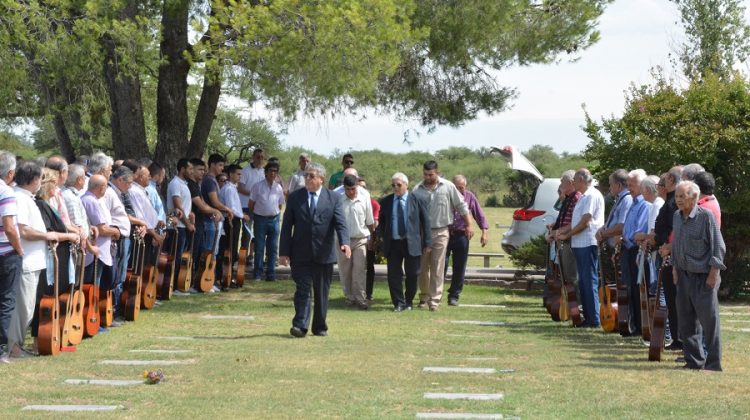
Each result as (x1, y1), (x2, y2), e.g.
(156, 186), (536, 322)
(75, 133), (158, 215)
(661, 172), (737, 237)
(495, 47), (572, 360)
(465, 206), (515, 268)
(5, 279), (750, 418)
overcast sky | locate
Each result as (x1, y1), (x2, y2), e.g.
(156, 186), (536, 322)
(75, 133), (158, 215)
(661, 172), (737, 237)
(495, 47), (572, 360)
(270, 0), (700, 157)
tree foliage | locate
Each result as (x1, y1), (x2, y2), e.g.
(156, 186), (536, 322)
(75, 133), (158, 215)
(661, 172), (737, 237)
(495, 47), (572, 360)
(583, 72), (750, 297)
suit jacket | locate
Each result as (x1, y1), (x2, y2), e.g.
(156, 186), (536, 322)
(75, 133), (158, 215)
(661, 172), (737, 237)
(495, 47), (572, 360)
(279, 187), (349, 264)
(378, 193), (431, 257)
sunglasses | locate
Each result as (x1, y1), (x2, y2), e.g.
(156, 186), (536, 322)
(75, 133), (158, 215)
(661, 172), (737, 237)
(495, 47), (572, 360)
(344, 160), (354, 164)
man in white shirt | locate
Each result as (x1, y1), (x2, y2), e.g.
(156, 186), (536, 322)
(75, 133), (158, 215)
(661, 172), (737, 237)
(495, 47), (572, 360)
(286, 153), (310, 196)
(337, 175), (375, 309)
(238, 148), (266, 248)
(248, 162), (285, 281)
(218, 164), (248, 283)
(166, 158), (195, 290)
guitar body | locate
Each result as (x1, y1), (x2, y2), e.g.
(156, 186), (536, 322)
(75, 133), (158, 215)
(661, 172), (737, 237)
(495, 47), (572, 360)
(176, 251), (192, 292)
(558, 285), (570, 322)
(599, 285), (619, 333)
(67, 249), (86, 345)
(235, 246), (247, 287)
(122, 273), (142, 321)
(38, 243), (61, 356)
(197, 251), (216, 292)
(613, 246), (631, 336)
(141, 265), (157, 309)
(37, 295), (60, 356)
(99, 290), (113, 327)
(649, 257), (670, 361)
(82, 284), (100, 337)
(156, 227), (178, 299)
(221, 249), (232, 290)
(58, 292), (74, 348)
(544, 242), (562, 321)
(638, 250), (651, 341)
(556, 242), (582, 327)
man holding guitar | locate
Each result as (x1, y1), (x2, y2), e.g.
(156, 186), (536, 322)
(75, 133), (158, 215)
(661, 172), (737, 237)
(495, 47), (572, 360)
(167, 159), (195, 294)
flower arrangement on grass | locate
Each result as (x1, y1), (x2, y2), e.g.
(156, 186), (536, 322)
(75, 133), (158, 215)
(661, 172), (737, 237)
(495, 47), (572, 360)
(143, 370), (164, 385)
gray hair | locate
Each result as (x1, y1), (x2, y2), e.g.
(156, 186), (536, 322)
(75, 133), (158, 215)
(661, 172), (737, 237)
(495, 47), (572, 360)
(305, 162), (326, 179)
(392, 172), (409, 185)
(609, 169), (628, 188)
(560, 170), (575, 183)
(641, 175), (659, 196)
(112, 165), (133, 181)
(453, 174), (467, 184)
(677, 180), (700, 199)
(45, 155), (68, 173)
(89, 152), (113, 175)
(628, 169), (647, 184)
(574, 168), (593, 184)
(667, 166), (683, 185)
(682, 163), (705, 181)
(0, 151), (16, 179)
(14, 161), (41, 187)
(65, 164), (86, 187)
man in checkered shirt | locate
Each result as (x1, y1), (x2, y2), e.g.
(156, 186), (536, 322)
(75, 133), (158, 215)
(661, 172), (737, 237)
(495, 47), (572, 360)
(672, 180), (725, 371)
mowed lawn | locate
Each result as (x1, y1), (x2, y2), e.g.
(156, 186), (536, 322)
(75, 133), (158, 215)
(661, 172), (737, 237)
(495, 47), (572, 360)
(4, 279), (750, 419)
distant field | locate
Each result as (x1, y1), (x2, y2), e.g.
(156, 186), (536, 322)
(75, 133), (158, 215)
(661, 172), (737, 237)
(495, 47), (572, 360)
(464, 206), (515, 268)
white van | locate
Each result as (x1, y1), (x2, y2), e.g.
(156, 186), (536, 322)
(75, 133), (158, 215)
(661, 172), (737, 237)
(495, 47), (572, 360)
(492, 145), (561, 254)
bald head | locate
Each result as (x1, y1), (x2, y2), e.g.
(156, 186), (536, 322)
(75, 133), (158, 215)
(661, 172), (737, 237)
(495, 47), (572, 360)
(343, 167), (358, 178)
(88, 174), (108, 198)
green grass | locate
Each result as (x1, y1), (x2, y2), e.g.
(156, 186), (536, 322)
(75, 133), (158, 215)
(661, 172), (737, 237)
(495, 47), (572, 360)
(465, 206), (514, 268)
(5, 280), (750, 419)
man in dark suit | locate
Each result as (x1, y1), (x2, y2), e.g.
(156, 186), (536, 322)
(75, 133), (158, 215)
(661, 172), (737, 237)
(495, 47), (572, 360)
(279, 163), (351, 337)
(378, 172), (431, 312)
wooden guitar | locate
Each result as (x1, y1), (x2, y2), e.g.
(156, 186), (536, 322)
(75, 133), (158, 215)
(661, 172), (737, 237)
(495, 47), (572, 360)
(82, 259), (100, 337)
(614, 243), (631, 336)
(544, 240), (563, 322)
(557, 241), (582, 327)
(221, 220), (233, 290)
(156, 218), (178, 299)
(99, 240), (114, 327)
(60, 244), (85, 346)
(235, 221), (251, 288)
(176, 231), (194, 292)
(597, 244), (618, 333)
(142, 226), (165, 309)
(38, 242), (61, 356)
(121, 232), (144, 321)
(649, 256), (670, 361)
(196, 220), (222, 293)
(638, 247), (651, 341)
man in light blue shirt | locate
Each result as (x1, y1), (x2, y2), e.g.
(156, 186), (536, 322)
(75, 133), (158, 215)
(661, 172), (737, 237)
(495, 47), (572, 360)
(145, 162), (167, 224)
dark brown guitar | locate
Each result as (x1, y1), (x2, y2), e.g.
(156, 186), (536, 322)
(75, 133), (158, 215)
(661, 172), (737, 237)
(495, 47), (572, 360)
(38, 242), (61, 356)
(83, 259), (100, 337)
(545, 240), (563, 322)
(649, 256), (670, 361)
(234, 221), (251, 288)
(196, 220), (221, 292)
(557, 241), (582, 327)
(141, 227), (162, 309)
(176, 231), (194, 292)
(598, 244), (618, 333)
(121, 232), (144, 321)
(638, 248), (651, 341)
(615, 243), (631, 336)
(156, 218), (179, 299)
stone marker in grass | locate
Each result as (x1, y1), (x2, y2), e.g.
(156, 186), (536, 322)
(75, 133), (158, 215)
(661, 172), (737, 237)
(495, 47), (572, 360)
(130, 349), (191, 354)
(415, 413), (504, 419)
(157, 336), (197, 341)
(450, 321), (506, 326)
(460, 305), (507, 309)
(64, 379), (144, 386)
(22, 405), (125, 412)
(423, 367), (497, 374)
(201, 315), (255, 320)
(423, 393), (504, 401)
(99, 359), (195, 366)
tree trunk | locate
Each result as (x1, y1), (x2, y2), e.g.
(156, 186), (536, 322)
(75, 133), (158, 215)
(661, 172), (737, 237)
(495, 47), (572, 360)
(154, 0), (190, 176)
(188, 66), (222, 158)
(51, 113), (76, 163)
(101, 1), (149, 160)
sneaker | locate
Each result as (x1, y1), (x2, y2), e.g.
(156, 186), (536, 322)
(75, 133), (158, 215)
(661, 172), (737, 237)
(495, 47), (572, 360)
(664, 337), (674, 347)
(98, 326), (110, 333)
(10, 347), (37, 358)
(188, 287), (200, 294)
(0, 346), (10, 364)
(209, 285), (220, 293)
(418, 301), (427, 309)
(172, 290), (190, 296)
(356, 301), (369, 310)
(448, 298), (459, 306)
(110, 319), (125, 328)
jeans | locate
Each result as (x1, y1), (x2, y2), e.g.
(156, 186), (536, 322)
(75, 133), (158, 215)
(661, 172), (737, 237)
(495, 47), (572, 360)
(0, 252), (22, 347)
(445, 233), (469, 301)
(253, 214), (280, 280)
(573, 245), (600, 327)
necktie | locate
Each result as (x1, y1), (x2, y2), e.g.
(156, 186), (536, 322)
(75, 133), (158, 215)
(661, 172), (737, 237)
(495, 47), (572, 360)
(309, 191), (317, 214)
(606, 194), (620, 227)
(397, 196), (406, 237)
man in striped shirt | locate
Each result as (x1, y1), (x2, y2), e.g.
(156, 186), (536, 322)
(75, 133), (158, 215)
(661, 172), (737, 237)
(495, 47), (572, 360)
(0, 151), (23, 363)
(550, 170), (582, 296)
(672, 180), (725, 371)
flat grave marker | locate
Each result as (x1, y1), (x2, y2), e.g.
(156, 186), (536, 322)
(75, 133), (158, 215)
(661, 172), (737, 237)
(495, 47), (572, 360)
(22, 405), (125, 412)
(201, 315), (255, 320)
(460, 305), (507, 309)
(451, 321), (506, 327)
(99, 359), (196, 366)
(423, 367), (497, 374)
(64, 379), (143, 386)
(130, 349), (191, 354)
(424, 393), (504, 401)
(415, 413), (505, 419)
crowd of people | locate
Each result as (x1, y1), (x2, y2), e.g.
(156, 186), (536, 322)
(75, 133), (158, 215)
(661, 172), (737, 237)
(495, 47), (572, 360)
(0, 149), (491, 358)
(547, 164), (726, 371)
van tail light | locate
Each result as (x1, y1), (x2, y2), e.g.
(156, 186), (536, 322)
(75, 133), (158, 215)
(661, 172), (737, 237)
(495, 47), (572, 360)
(513, 209), (545, 221)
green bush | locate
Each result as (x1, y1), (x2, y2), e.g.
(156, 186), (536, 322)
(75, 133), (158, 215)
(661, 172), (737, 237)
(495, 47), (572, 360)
(484, 194), (500, 208)
(508, 234), (547, 270)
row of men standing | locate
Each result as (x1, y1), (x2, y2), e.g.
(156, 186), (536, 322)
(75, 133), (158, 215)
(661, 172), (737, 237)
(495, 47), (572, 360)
(549, 165), (725, 371)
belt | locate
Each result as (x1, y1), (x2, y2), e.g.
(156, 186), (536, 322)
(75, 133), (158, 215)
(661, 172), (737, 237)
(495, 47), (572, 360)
(449, 229), (465, 236)
(253, 213), (279, 219)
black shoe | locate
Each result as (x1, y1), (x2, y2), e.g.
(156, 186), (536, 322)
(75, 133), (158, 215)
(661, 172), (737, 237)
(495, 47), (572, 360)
(448, 298), (458, 306)
(313, 330), (328, 337)
(665, 342), (683, 351)
(290, 327), (306, 338)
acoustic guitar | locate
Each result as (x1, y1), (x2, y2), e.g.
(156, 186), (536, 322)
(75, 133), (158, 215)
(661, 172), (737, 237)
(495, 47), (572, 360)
(121, 232), (144, 321)
(38, 242), (61, 356)
(649, 256), (670, 361)
(557, 242), (582, 327)
(60, 244), (85, 347)
(597, 244), (618, 333)
(614, 243), (631, 336)
(235, 221), (251, 288)
(156, 218), (179, 299)
(544, 241), (563, 322)
(637, 248), (651, 341)
(176, 231), (194, 292)
(221, 220), (233, 290)
(82, 259), (101, 337)
(196, 220), (222, 293)
(142, 225), (166, 308)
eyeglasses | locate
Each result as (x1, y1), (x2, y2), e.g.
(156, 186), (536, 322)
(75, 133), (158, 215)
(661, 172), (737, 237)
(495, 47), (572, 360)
(304, 173), (317, 179)
(344, 160), (354, 165)
(391, 183), (403, 187)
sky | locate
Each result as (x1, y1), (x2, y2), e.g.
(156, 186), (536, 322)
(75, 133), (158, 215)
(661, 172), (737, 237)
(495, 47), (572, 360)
(269, 0), (689, 157)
